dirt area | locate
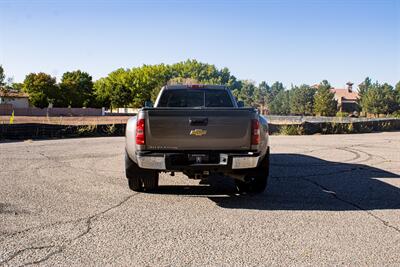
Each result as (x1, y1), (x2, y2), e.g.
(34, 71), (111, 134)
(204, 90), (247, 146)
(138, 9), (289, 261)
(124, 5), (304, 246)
(0, 116), (132, 125)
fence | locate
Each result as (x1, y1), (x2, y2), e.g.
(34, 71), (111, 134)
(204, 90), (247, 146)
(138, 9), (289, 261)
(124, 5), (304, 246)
(1, 118), (399, 140)
(0, 106), (103, 116)
(265, 115), (398, 124)
(0, 104), (13, 115)
(0, 116), (131, 125)
(0, 123), (126, 139)
(268, 119), (400, 135)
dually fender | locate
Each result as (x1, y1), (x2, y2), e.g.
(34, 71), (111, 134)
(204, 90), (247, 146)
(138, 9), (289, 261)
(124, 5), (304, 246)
(125, 115), (138, 162)
(259, 115), (270, 159)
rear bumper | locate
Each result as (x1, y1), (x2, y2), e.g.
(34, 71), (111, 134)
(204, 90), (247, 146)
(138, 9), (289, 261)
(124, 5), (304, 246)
(135, 151), (261, 171)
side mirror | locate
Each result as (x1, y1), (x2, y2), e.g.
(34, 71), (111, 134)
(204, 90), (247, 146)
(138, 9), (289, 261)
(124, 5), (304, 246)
(144, 100), (153, 108)
(237, 101), (244, 108)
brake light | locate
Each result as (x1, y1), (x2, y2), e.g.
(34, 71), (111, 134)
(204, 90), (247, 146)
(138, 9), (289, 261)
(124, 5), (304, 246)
(187, 84), (204, 89)
(251, 119), (260, 145)
(136, 118), (145, 145)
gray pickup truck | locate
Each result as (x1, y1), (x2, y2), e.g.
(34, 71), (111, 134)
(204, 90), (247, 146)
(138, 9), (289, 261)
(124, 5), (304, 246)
(125, 84), (270, 193)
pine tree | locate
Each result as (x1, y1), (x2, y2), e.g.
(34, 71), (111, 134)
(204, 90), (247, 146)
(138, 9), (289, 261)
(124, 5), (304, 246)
(289, 84), (316, 115)
(314, 80), (337, 116)
(269, 90), (290, 115)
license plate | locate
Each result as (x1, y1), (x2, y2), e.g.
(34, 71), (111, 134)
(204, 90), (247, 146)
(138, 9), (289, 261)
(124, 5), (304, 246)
(188, 154), (209, 163)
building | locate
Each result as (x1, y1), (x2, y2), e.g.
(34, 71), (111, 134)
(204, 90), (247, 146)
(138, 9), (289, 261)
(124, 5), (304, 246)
(0, 90), (30, 108)
(312, 82), (360, 113)
(330, 82), (359, 113)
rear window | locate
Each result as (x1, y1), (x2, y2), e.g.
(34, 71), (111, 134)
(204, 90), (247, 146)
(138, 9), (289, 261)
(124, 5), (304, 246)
(157, 89), (234, 108)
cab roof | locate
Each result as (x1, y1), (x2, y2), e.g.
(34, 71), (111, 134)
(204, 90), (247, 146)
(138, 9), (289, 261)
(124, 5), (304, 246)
(163, 84), (228, 90)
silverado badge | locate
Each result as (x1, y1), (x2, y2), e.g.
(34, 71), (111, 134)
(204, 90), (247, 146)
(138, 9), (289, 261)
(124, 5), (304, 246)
(190, 129), (207, 136)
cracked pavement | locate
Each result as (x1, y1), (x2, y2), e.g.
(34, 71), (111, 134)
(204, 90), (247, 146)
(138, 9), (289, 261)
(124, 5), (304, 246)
(1, 132), (399, 266)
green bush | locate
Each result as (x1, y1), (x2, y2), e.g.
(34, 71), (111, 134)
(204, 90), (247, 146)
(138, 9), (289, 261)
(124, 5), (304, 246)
(324, 122), (350, 134)
(77, 125), (97, 136)
(347, 123), (354, 133)
(336, 111), (349, 117)
(358, 123), (373, 133)
(279, 125), (304, 135)
(380, 121), (394, 131)
(106, 124), (116, 135)
(392, 111), (400, 118)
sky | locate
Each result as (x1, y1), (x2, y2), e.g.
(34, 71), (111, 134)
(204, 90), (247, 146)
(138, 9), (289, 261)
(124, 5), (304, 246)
(0, 0), (399, 89)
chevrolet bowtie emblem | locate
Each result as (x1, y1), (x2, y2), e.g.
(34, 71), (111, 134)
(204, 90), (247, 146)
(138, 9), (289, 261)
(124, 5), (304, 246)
(190, 129), (207, 136)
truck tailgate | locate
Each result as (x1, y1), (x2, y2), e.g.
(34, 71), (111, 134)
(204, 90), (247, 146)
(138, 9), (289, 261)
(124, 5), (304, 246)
(145, 109), (254, 151)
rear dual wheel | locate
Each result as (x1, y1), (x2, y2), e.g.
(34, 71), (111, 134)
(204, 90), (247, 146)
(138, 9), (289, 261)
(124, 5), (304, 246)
(235, 150), (270, 194)
(125, 152), (159, 192)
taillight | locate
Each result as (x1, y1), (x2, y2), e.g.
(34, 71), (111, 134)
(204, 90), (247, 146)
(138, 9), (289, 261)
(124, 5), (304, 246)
(251, 119), (260, 145)
(136, 118), (145, 145)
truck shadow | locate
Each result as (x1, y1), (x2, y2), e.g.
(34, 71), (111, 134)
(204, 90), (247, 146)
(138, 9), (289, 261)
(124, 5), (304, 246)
(155, 153), (400, 211)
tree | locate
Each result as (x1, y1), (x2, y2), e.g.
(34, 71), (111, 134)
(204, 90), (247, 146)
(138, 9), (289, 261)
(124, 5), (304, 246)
(169, 60), (241, 92)
(396, 81), (400, 95)
(358, 77), (372, 98)
(359, 80), (397, 116)
(93, 77), (111, 108)
(260, 81), (285, 112)
(0, 67), (19, 105)
(257, 81), (270, 101)
(0, 65), (11, 98)
(93, 68), (135, 109)
(137, 64), (172, 104)
(251, 81), (270, 111)
(270, 81), (284, 99)
(269, 90), (290, 115)
(11, 82), (23, 92)
(107, 68), (135, 108)
(59, 70), (94, 107)
(93, 60), (241, 108)
(0, 65), (5, 89)
(22, 73), (59, 108)
(235, 80), (257, 107)
(313, 80), (337, 116)
(361, 82), (387, 116)
(381, 83), (397, 114)
(395, 81), (400, 111)
(289, 84), (316, 115)
(358, 77), (372, 113)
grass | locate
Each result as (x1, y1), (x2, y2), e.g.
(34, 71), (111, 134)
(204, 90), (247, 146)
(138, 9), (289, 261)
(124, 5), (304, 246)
(77, 125), (98, 136)
(278, 125), (304, 135)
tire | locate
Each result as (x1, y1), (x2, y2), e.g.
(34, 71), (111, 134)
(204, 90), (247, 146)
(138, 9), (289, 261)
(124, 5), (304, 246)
(128, 176), (143, 192)
(125, 152), (159, 192)
(142, 172), (159, 192)
(235, 149), (270, 194)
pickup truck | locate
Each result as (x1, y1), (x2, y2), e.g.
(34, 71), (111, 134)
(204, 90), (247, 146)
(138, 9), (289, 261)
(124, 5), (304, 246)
(125, 84), (270, 193)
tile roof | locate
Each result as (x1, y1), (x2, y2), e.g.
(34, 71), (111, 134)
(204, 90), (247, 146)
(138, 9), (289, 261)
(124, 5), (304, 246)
(330, 88), (359, 101)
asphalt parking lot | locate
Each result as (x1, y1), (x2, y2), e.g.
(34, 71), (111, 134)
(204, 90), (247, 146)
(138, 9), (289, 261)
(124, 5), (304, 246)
(1, 132), (399, 266)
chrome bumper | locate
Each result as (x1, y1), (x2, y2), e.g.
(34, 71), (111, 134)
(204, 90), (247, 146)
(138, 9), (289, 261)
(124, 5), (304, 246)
(231, 156), (260, 169)
(137, 153), (260, 170)
(137, 155), (166, 170)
